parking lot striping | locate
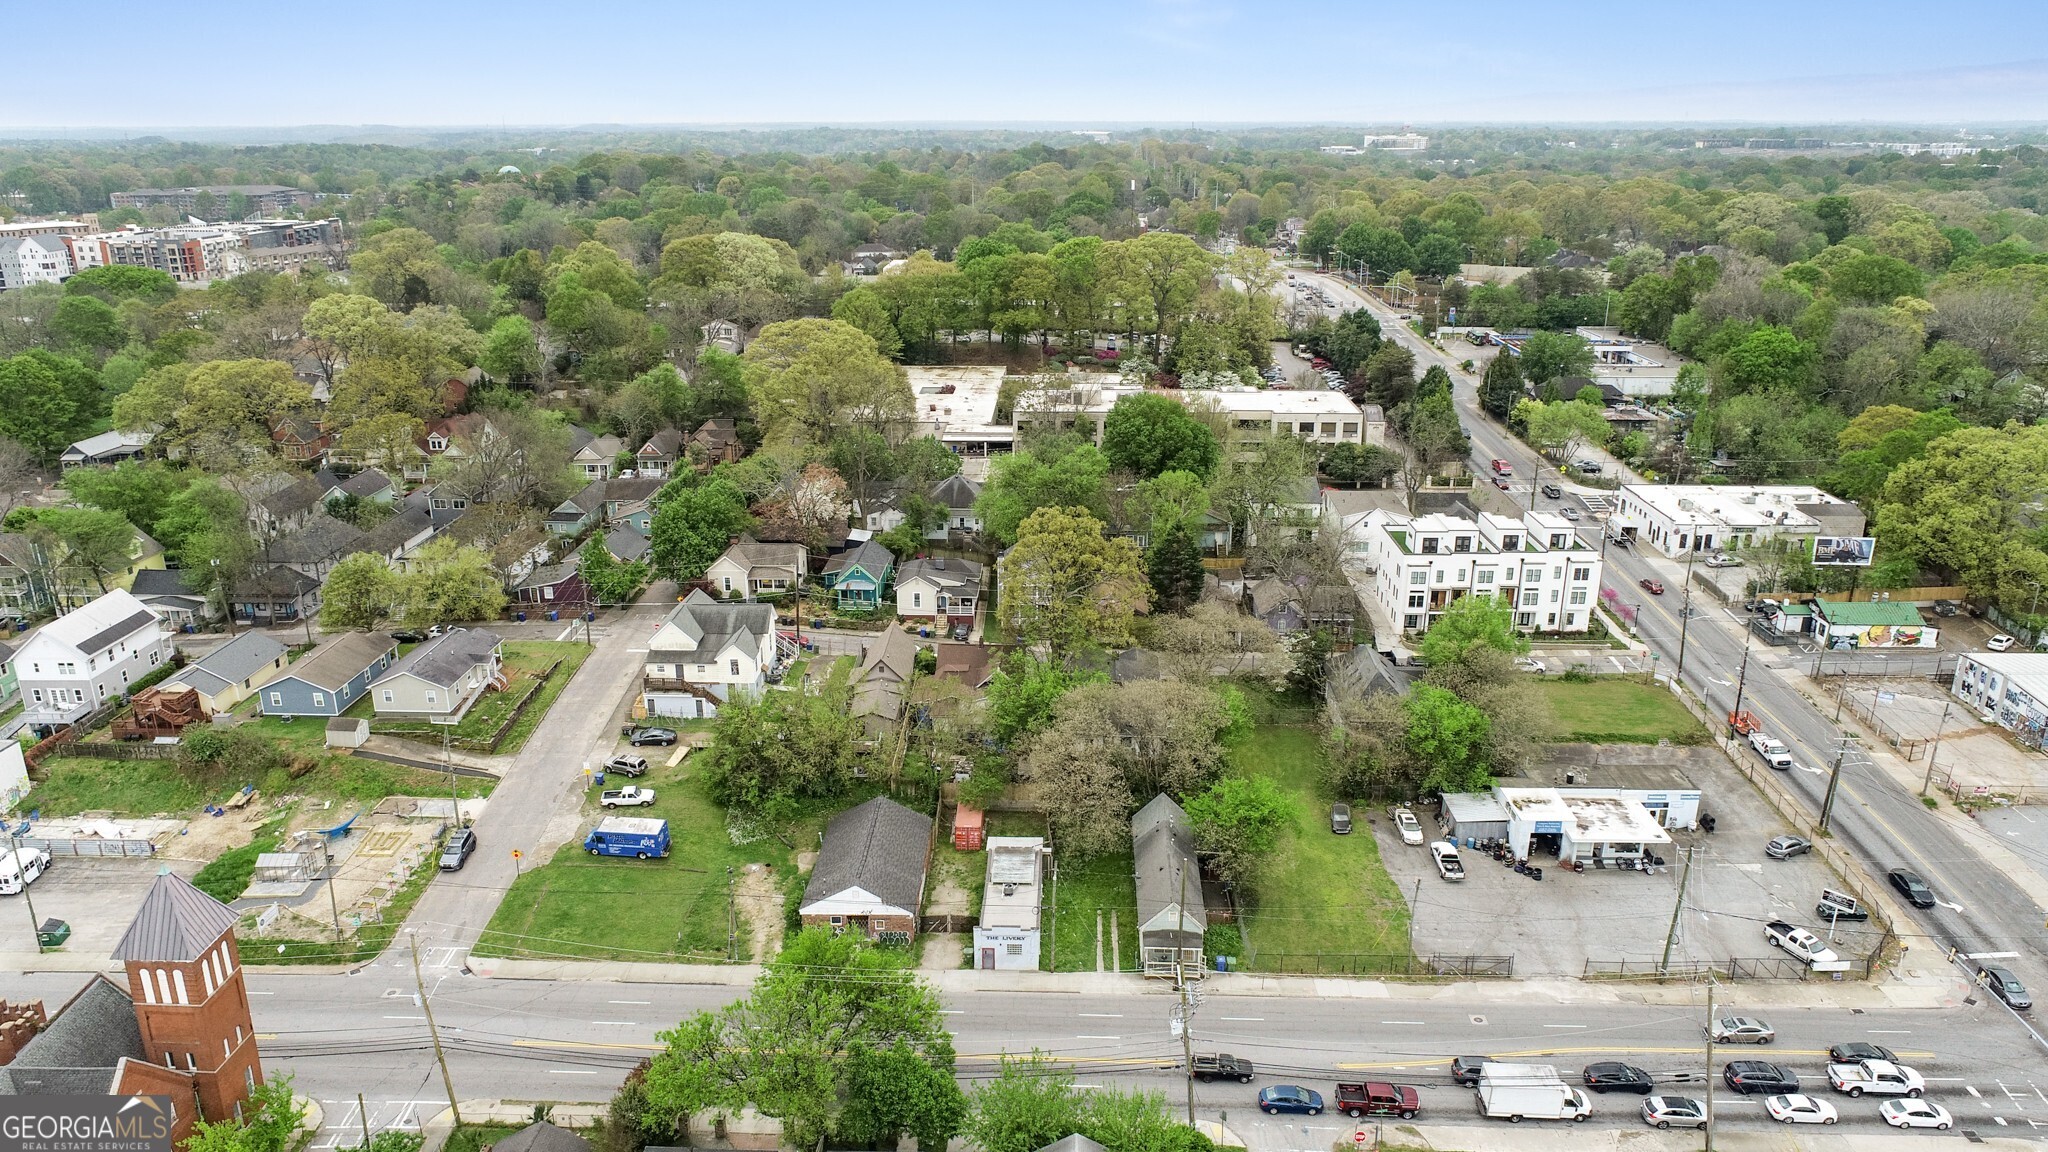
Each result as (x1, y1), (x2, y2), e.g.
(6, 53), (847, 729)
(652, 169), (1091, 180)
(1968, 1086), (1983, 1098)
(1542, 1024), (1588, 1029)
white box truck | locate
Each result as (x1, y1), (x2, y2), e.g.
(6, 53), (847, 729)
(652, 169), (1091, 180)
(1475, 1063), (1592, 1124)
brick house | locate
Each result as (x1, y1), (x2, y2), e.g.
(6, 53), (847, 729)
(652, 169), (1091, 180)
(798, 796), (933, 941)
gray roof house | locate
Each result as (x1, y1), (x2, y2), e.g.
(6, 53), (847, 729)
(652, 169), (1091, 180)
(1133, 794), (1205, 978)
(493, 1122), (591, 1152)
(798, 796), (934, 940)
(128, 568), (213, 629)
(261, 512), (366, 579)
(704, 540), (807, 598)
(357, 507), (437, 565)
(852, 625), (922, 738)
(258, 631), (397, 717)
(0, 974), (147, 1096)
(928, 474), (983, 537)
(369, 627), (505, 722)
(641, 590), (781, 720)
(605, 526), (651, 565)
(571, 429), (625, 481)
(59, 429), (151, 469)
(161, 631), (289, 712)
(548, 479), (608, 537)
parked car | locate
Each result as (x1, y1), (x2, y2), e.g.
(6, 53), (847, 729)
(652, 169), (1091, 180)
(1559, 506), (1582, 521)
(1583, 1062), (1654, 1095)
(1765, 836), (1811, 860)
(1189, 1053), (1255, 1083)
(1707, 1016), (1776, 1044)
(1724, 1060), (1799, 1094)
(1329, 803), (1352, 834)
(1705, 553), (1741, 568)
(1830, 1042), (1897, 1063)
(1764, 920), (1841, 966)
(1256, 1085), (1324, 1115)
(1639, 578), (1665, 595)
(1765, 1094), (1838, 1124)
(628, 727), (678, 746)
(1930, 600), (1960, 617)
(1541, 483), (1563, 499)
(1979, 964), (2033, 1011)
(1988, 633), (2017, 651)
(1429, 840), (1466, 881)
(1641, 1096), (1707, 1131)
(438, 828), (477, 871)
(603, 755), (649, 777)
(1888, 867), (1936, 908)
(389, 629), (427, 643)
(1880, 1100), (1955, 1130)
(1393, 809), (1424, 844)
(1450, 1057), (1489, 1086)
(1515, 656), (1546, 673)
(1334, 1081), (1420, 1120)
(1573, 459), (1603, 475)
(599, 786), (658, 808)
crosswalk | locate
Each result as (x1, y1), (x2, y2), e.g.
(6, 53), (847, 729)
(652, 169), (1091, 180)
(312, 1100), (439, 1149)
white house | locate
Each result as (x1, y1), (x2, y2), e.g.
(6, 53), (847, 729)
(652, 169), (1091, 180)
(972, 836), (1046, 971)
(704, 541), (807, 599)
(0, 235), (72, 292)
(641, 589), (785, 719)
(894, 557), (983, 625)
(15, 589), (172, 730)
(1346, 508), (1604, 634)
(1609, 484), (1864, 559)
(927, 475), (983, 538)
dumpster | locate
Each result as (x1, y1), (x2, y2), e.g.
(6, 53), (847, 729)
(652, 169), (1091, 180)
(36, 919), (70, 949)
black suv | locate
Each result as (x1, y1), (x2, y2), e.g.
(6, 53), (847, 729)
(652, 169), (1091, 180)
(1723, 1060), (1799, 1095)
(1829, 1042), (1896, 1063)
(1583, 1062), (1653, 1094)
(1450, 1057), (1489, 1086)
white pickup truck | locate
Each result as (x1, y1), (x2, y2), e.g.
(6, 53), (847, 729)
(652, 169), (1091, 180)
(1764, 920), (1842, 966)
(599, 786), (657, 809)
(1748, 730), (1795, 769)
(1827, 1059), (1925, 1098)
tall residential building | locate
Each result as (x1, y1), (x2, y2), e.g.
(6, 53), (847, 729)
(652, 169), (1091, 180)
(1346, 507), (1604, 634)
(66, 218), (343, 283)
(110, 184), (312, 213)
(0, 234), (72, 290)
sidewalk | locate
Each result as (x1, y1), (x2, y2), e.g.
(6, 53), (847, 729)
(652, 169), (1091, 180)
(1386, 1126), (2037, 1152)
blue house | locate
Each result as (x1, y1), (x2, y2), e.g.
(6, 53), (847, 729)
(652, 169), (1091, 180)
(257, 631), (398, 717)
(820, 539), (895, 609)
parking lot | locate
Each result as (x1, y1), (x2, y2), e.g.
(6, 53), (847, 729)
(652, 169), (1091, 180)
(1370, 746), (1885, 976)
(0, 856), (203, 958)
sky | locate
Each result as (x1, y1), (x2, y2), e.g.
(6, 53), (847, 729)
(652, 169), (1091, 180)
(7, 0), (2048, 130)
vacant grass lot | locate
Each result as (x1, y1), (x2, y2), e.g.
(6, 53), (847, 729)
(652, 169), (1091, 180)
(475, 763), (796, 963)
(371, 641), (589, 753)
(1536, 677), (1707, 744)
(1046, 847), (1138, 973)
(28, 756), (462, 817)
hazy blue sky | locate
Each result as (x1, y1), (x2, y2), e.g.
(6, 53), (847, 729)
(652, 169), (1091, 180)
(9, 0), (2046, 127)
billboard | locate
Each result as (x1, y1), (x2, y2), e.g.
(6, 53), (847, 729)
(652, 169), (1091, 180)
(1812, 536), (1876, 567)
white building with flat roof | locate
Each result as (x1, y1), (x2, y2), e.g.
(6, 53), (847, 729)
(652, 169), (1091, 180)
(972, 836), (1046, 970)
(1345, 507), (1602, 634)
(1610, 484), (1864, 558)
(907, 366), (1013, 455)
(1951, 652), (2048, 741)
(1016, 380), (1371, 447)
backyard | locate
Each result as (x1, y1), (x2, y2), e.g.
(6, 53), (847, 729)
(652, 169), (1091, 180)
(367, 640), (590, 754)
(1535, 676), (1708, 744)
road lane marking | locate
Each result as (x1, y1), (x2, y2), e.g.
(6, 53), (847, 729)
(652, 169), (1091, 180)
(1076, 1035), (1121, 1040)
(1078, 1013), (1123, 1018)
(607, 1000), (650, 1005)
(1220, 1017), (1264, 1022)
(382, 1015), (425, 1021)
(548, 1069), (598, 1075)
(590, 1020), (639, 1026)
(1968, 1086), (1983, 1098)
(1381, 1020), (1426, 1025)
(1543, 1024), (1588, 1029)
(938, 1010), (964, 1015)
(1868, 1029), (1912, 1033)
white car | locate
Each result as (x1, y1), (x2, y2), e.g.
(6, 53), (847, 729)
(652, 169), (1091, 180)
(1764, 921), (1841, 966)
(1515, 656), (1546, 673)
(1988, 634), (2017, 651)
(1393, 809), (1424, 845)
(1766, 1095), (1838, 1125)
(1880, 1099), (1954, 1130)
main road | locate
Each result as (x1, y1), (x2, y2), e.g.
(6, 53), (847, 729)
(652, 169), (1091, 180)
(1297, 268), (2048, 1047)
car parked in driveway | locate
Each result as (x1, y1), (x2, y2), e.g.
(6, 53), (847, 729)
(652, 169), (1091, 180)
(1765, 836), (1811, 860)
(1707, 1017), (1776, 1044)
(1393, 809), (1424, 845)
(603, 754), (649, 777)
(1888, 867), (1936, 908)
(1765, 1094), (1838, 1124)
(628, 727), (678, 747)
(1764, 920), (1841, 965)
(1641, 1096), (1706, 1130)
(1724, 1060), (1799, 1094)
(1979, 965), (2032, 1011)
(1257, 1085), (1324, 1115)
(1639, 577), (1665, 595)
(1583, 1062), (1653, 1094)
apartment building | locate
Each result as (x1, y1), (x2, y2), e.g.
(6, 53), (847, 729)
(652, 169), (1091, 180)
(1348, 508), (1603, 634)
(109, 184), (312, 214)
(0, 234), (72, 291)
(1610, 484), (1864, 559)
(67, 218), (344, 283)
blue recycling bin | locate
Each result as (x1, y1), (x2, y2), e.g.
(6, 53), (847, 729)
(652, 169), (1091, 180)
(547, 610), (559, 621)
(584, 612), (595, 622)
(516, 611), (527, 622)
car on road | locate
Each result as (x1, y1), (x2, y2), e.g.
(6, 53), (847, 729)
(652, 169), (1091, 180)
(1189, 1053), (1255, 1083)
(1515, 656), (1546, 673)
(1492, 477), (1511, 490)
(1881, 1100), (1955, 1130)
(1573, 459), (1603, 475)
(1724, 1061), (1799, 1094)
(1887, 867), (1936, 908)
(1490, 459), (1513, 477)
(1329, 803), (1352, 834)
(1450, 1057), (1489, 1086)
(1256, 1085), (1324, 1115)
(1641, 1096), (1707, 1130)
(1987, 633), (2017, 651)
(603, 755), (649, 777)
(1638, 578), (1665, 595)
(1583, 1062), (1654, 1094)
(1765, 836), (1811, 860)
(1765, 1094), (1838, 1124)
(628, 727), (678, 746)
(1541, 483), (1563, 499)
(1393, 809), (1424, 845)
(438, 828), (476, 871)
(1748, 730), (1795, 769)
(1764, 920), (1841, 965)
(1707, 1016), (1776, 1044)
(1979, 964), (2033, 1011)
(1829, 1042), (1896, 1063)
(1559, 506), (1582, 521)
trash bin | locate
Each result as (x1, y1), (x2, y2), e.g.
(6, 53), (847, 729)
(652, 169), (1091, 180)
(547, 610), (559, 622)
(36, 919), (70, 949)
(1214, 955), (1231, 972)
(516, 611), (527, 622)
(583, 612), (594, 622)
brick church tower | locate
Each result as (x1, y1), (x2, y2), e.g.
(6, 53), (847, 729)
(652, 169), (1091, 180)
(111, 871), (263, 1122)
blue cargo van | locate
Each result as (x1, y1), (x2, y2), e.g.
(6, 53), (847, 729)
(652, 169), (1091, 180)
(583, 816), (671, 859)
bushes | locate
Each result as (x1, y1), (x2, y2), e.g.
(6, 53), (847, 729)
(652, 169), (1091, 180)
(191, 832), (278, 903)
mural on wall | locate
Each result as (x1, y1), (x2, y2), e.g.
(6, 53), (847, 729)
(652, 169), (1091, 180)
(1857, 624), (1926, 647)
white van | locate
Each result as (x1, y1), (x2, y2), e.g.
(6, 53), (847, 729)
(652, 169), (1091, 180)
(0, 847), (50, 895)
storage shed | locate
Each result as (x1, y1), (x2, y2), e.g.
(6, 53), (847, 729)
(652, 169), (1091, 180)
(953, 806), (985, 851)
(1443, 791), (1510, 844)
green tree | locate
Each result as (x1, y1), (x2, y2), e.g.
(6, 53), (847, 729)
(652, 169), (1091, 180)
(400, 539), (507, 624)
(1144, 520), (1207, 614)
(1828, 252), (1925, 305)
(837, 1042), (968, 1150)
(0, 352), (83, 458)
(1522, 395), (1611, 466)
(114, 358), (312, 454)
(184, 1074), (307, 1152)
(61, 461), (176, 534)
(649, 479), (752, 581)
(1876, 424), (2048, 606)
(699, 677), (866, 816)
(580, 536), (648, 605)
(831, 285), (904, 360)
(1515, 330), (1594, 386)
(742, 318), (911, 447)
(63, 265), (177, 305)
(1404, 683), (1493, 794)
(319, 552), (400, 630)
(985, 654), (1105, 743)
(1108, 232), (1213, 354)
(1184, 774), (1294, 888)
(1101, 394), (1221, 480)
(350, 227), (450, 308)
(999, 506), (1149, 650)
(963, 1053), (1085, 1152)
(1417, 593), (1529, 667)
(1718, 325), (1817, 396)
(1479, 348), (1525, 419)
(974, 442), (1112, 548)
(480, 314), (543, 382)
(50, 294), (125, 359)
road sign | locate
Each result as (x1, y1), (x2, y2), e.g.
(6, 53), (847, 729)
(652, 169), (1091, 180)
(511, 849), (522, 860)
(1353, 1132), (1368, 1144)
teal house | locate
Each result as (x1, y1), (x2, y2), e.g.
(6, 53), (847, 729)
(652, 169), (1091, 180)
(820, 540), (894, 609)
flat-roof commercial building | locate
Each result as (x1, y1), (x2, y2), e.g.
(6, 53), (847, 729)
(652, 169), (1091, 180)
(1345, 507), (1604, 635)
(110, 185), (313, 214)
(1952, 652), (2048, 741)
(1016, 379), (1372, 448)
(1609, 484), (1864, 559)
(1444, 783), (1683, 867)
(972, 836), (1047, 971)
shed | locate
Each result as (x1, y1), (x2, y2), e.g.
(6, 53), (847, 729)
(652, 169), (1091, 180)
(1442, 791), (1509, 844)
(1132, 794), (1205, 978)
(953, 806), (985, 851)
(325, 716), (368, 749)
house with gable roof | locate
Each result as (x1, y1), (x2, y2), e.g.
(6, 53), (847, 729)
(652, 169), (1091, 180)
(369, 627), (506, 722)
(705, 540), (807, 598)
(15, 589), (171, 730)
(820, 539), (895, 609)
(636, 428), (684, 478)
(640, 589), (785, 719)
(798, 796), (933, 940)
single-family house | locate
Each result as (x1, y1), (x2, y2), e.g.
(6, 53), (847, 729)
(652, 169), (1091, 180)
(231, 566), (321, 626)
(60, 430), (151, 469)
(928, 474), (983, 538)
(319, 468), (395, 507)
(601, 477), (663, 520)
(568, 427), (624, 481)
(821, 539), (894, 609)
(49, 526), (167, 608)
(15, 589), (172, 730)
(858, 489), (906, 535)
(641, 589), (781, 719)
(687, 418), (743, 467)
(356, 508), (437, 568)
(798, 796), (933, 941)
(269, 415), (330, 465)
(1132, 794), (1205, 978)
(0, 640), (18, 710)
(127, 568), (213, 630)
(1246, 578), (1354, 635)
(852, 626), (921, 738)
(160, 631), (289, 713)
(0, 535), (53, 621)
(491, 1122), (589, 1152)
(700, 319), (745, 355)
(547, 479), (608, 537)
(260, 513), (366, 581)
(258, 631), (397, 717)
(612, 500), (654, 536)
(369, 627), (506, 723)
(843, 243), (900, 276)
(973, 836), (1046, 970)
(705, 541), (807, 599)
(251, 475), (327, 538)
(605, 526), (651, 566)
(636, 429), (684, 478)
(933, 641), (997, 690)
(513, 562), (585, 608)
(894, 557), (981, 626)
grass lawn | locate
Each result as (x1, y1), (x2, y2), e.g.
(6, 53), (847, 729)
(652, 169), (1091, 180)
(1230, 690), (1412, 969)
(370, 641), (590, 751)
(491, 642), (592, 755)
(443, 1127), (525, 1152)
(474, 761), (796, 963)
(1535, 677), (1708, 744)
(1047, 848), (1138, 973)
(28, 755), (469, 818)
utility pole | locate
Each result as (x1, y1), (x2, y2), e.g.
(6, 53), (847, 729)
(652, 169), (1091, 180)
(8, 833), (41, 953)
(1727, 635), (1753, 736)
(1659, 846), (1695, 973)
(1703, 982), (1716, 1152)
(324, 847), (343, 941)
(1819, 737), (1849, 833)
(409, 933), (462, 1128)
(1921, 701), (1953, 797)
(356, 1093), (372, 1152)
(1674, 544), (1701, 679)
(1407, 877), (1421, 957)
(726, 866), (737, 963)
(1173, 862), (1196, 1126)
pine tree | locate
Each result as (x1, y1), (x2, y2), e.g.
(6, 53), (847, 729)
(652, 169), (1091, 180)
(1480, 348), (1525, 419)
(1144, 521), (1207, 614)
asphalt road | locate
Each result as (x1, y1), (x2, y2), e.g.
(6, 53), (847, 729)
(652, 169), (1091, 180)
(1297, 269), (2048, 1054)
